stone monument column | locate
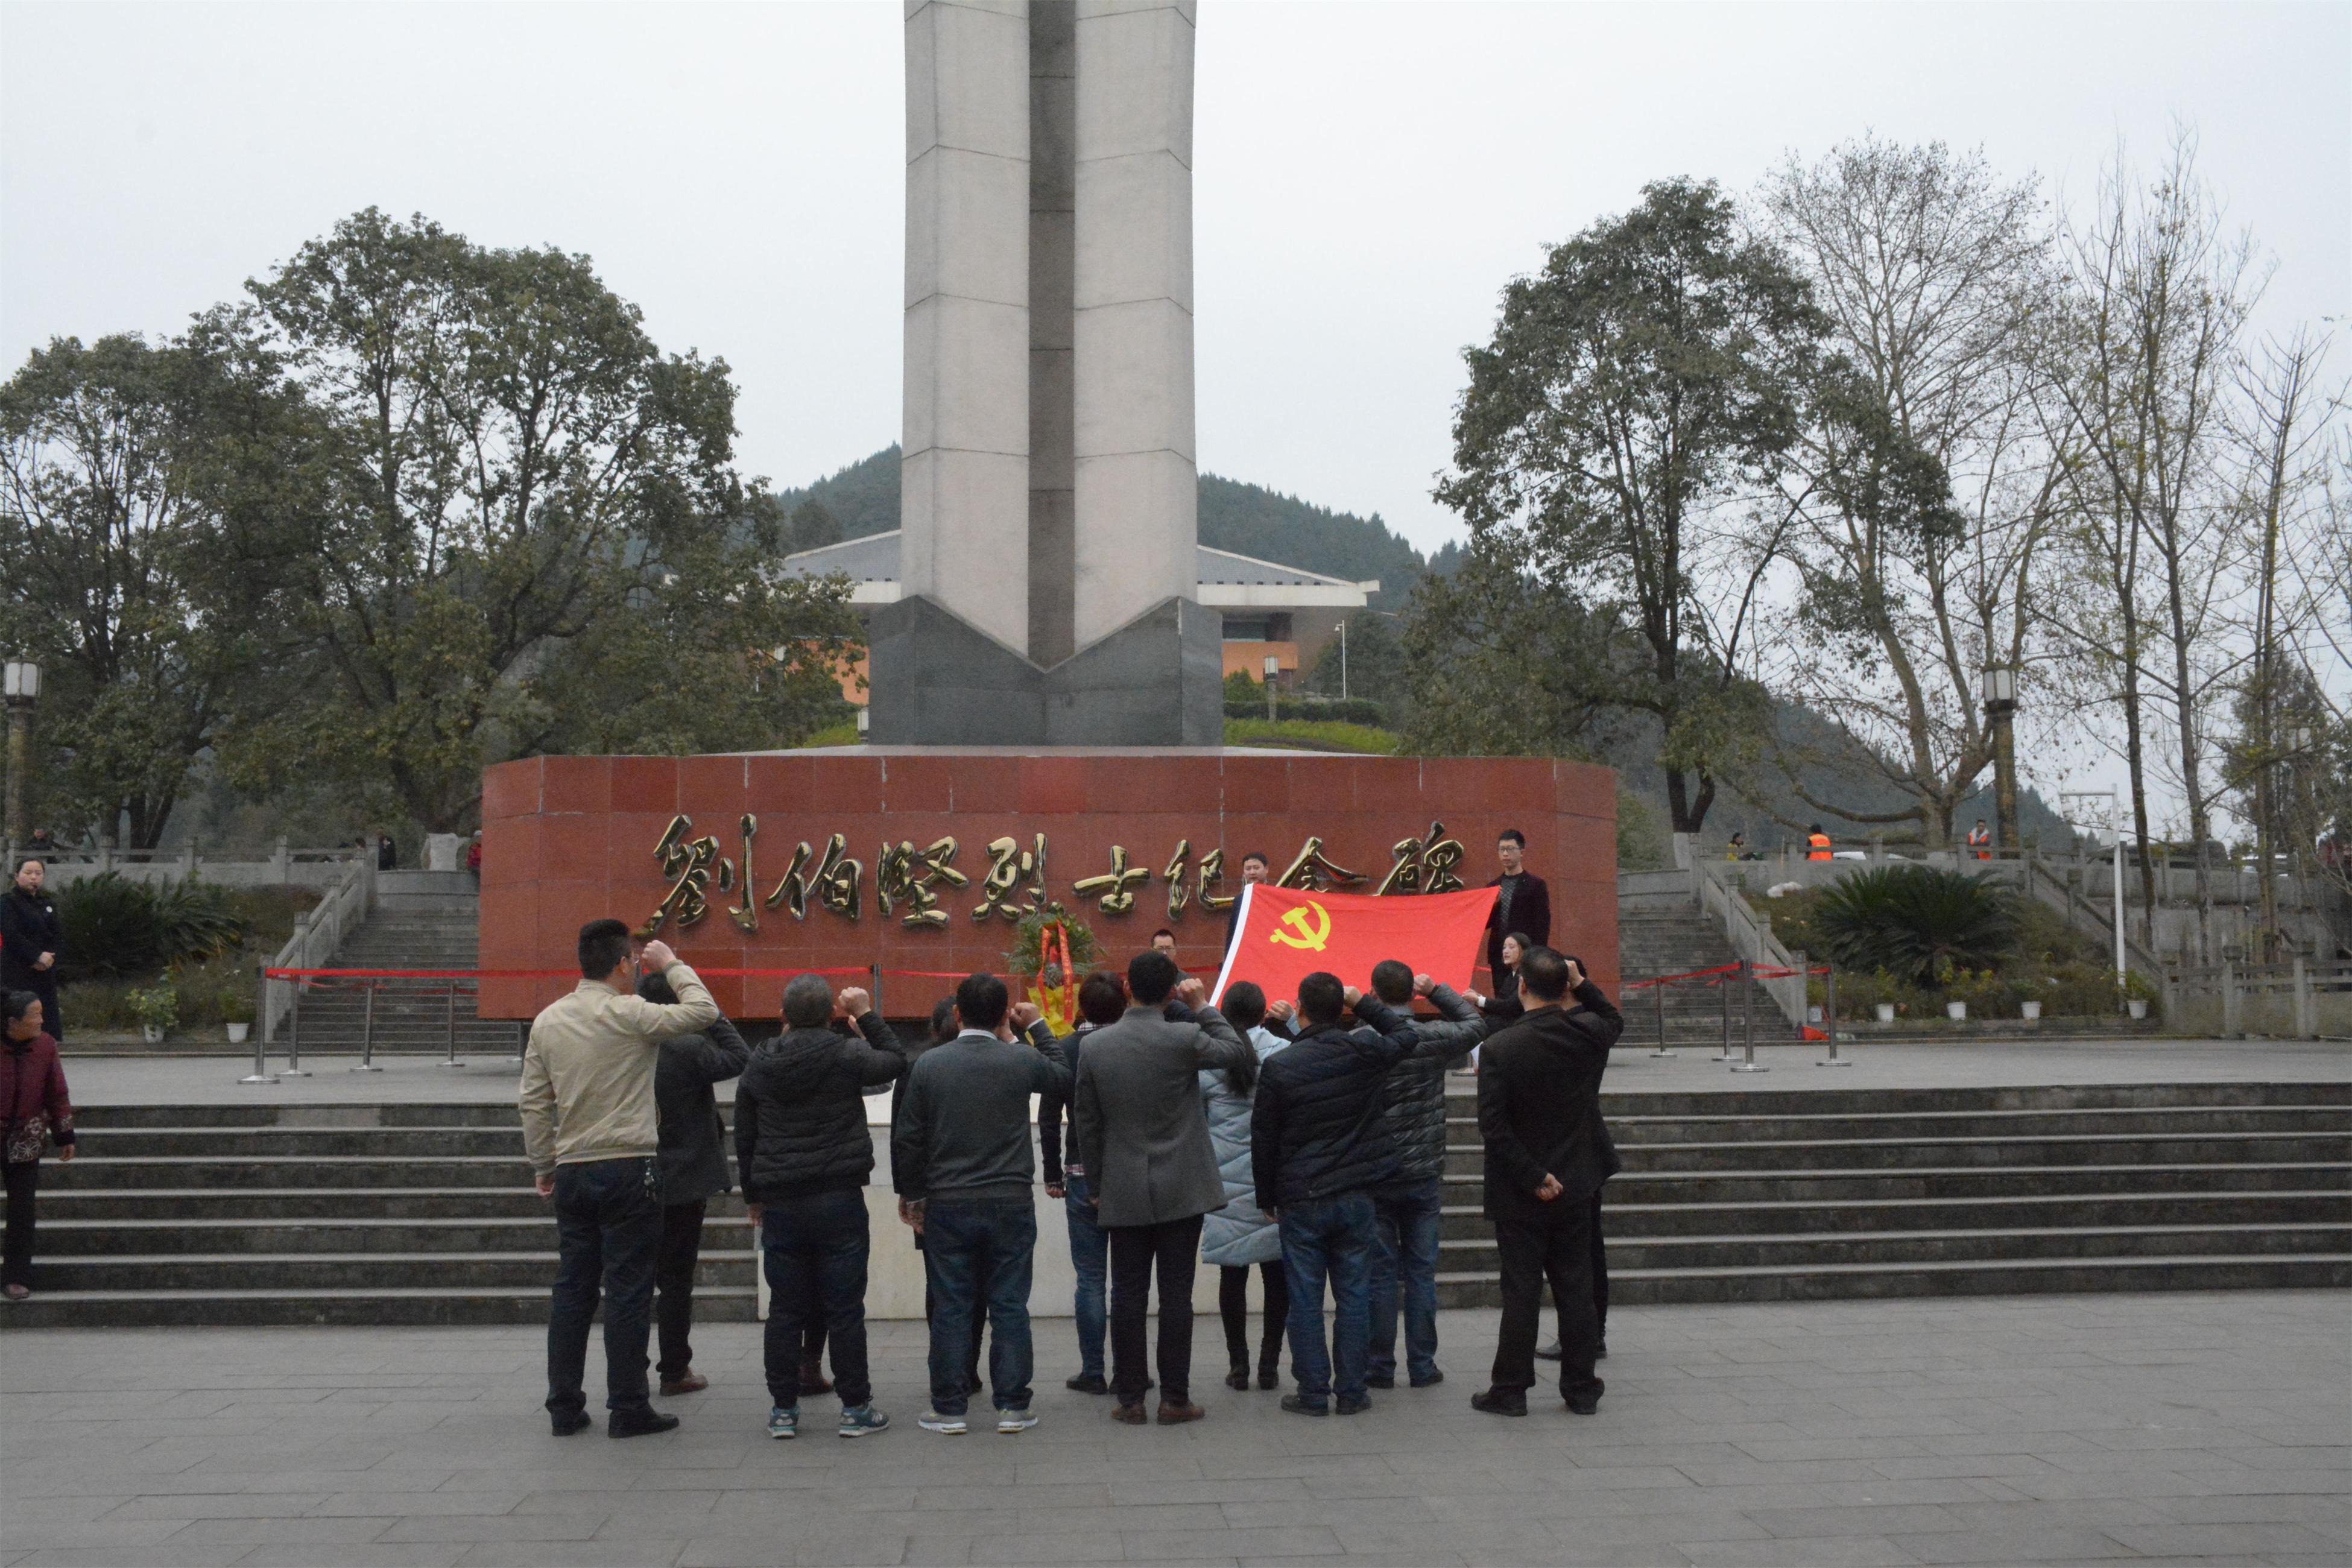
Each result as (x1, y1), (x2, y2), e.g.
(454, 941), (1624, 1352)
(873, 0), (1220, 747)
(901, 0), (1032, 655)
(1073, 0), (1197, 650)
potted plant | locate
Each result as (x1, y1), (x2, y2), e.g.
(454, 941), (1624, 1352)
(222, 989), (256, 1045)
(127, 984), (180, 1045)
(2017, 975), (2043, 1022)
(2120, 969), (2158, 1021)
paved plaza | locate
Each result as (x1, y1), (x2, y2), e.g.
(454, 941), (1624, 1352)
(2, 1292), (2347, 1567)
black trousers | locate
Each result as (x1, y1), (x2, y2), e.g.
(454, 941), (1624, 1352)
(654, 1200), (705, 1379)
(3, 1160), (37, 1289)
(1218, 1262), (1289, 1372)
(1108, 1213), (1204, 1406)
(1491, 1198), (1601, 1402)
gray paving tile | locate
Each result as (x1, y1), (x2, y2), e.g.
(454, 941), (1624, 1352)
(1679, 1540), (1924, 1568)
(233, 1549), (469, 1568)
(2104, 1523), (2349, 1556)
(1885, 1527), (2135, 1564)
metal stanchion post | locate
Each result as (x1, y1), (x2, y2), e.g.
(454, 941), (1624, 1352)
(241, 964), (276, 1084)
(1731, 958), (1768, 1072)
(440, 982), (466, 1069)
(870, 963), (884, 1019)
(1818, 966), (1849, 1067)
(351, 981), (382, 1072)
(1713, 966), (1739, 1061)
(280, 976), (311, 1076)
(1649, 979), (1674, 1057)
(505, 1008), (525, 1068)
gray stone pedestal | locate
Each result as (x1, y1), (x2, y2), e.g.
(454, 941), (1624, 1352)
(866, 592), (1221, 747)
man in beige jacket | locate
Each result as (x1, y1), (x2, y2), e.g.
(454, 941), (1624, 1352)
(521, 919), (718, 1437)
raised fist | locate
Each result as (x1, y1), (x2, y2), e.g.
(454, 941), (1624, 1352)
(1412, 973), (1436, 996)
(836, 987), (871, 1016)
(1010, 1001), (1044, 1031)
(639, 939), (678, 972)
(1175, 976), (1208, 1008)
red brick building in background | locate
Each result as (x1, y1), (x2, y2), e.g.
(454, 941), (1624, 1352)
(478, 750), (1617, 1023)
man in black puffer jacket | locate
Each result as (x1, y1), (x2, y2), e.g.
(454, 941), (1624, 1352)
(735, 974), (908, 1439)
(1362, 960), (1487, 1392)
(641, 975), (751, 1398)
(1251, 972), (1452, 1417)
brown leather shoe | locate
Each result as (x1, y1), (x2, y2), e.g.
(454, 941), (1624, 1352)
(1155, 1400), (1205, 1425)
(1111, 1402), (1148, 1425)
(658, 1372), (707, 1396)
(800, 1360), (832, 1396)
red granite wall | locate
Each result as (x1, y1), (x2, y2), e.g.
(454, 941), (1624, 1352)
(478, 751), (1617, 1021)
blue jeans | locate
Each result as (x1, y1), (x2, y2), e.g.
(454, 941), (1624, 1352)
(761, 1190), (872, 1408)
(546, 1156), (662, 1418)
(921, 1197), (1036, 1414)
(1062, 1172), (1108, 1380)
(1279, 1190), (1377, 1408)
(1367, 1178), (1444, 1383)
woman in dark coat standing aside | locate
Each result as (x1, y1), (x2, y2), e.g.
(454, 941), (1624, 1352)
(3, 990), (74, 1301)
(1, 859), (64, 1045)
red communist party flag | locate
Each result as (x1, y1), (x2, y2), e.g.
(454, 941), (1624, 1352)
(1211, 883), (1499, 1008)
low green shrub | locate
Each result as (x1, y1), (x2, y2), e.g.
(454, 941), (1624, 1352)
(1814, 866), (2018, 985)
(55, 873), (244, 981)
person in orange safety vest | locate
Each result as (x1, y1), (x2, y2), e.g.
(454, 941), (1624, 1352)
(1806, 825), (1832, 861)
(1967, 820), (1991, 860)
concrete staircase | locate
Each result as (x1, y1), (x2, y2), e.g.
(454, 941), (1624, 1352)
(1436, 1081), (2352, 1307)
(1617, 870), (1804, 1053)
(283, 871), (520, 1058)
(12, 1102), (756, 1327)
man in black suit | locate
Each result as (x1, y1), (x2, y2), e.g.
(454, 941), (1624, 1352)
(1470, 946), (1622, 1418)
(1485, 830), (1551, 982)
(1220, 852), (1272, 956)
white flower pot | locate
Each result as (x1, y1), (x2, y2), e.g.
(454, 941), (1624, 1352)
(2127, 998), (2148, 1020)
(1875, 1004), (1895, 1023)
(2020, 1001), (2042, 1021)
(226, 1023), (250, 1043)
(1946, 1002), (1967, 1021)
(141, 1025), (165, 1044)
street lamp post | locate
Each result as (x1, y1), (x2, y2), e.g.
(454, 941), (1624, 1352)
(1984, 665), (2020, 855)
(3, 659), (39, 852)
(1263, 654), (1280, 724)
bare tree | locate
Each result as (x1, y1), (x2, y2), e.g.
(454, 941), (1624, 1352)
(2043, 128), (2260, 958)
(2227, 329), (2335, 953)
(1757, 138), (2061, 850)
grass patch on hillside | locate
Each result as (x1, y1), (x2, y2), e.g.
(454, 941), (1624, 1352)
(1224, 718), (1400, 754)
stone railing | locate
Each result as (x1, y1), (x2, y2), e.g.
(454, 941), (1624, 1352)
(9, 839), (368, 889)
(1687, 859), (1807, 1028)
(260, 856), (377, 1043)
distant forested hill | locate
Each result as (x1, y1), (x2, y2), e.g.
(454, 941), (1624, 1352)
(776, 446), (1430, 610)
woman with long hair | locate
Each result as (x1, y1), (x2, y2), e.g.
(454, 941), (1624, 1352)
(1198, 981), (1292, 1390)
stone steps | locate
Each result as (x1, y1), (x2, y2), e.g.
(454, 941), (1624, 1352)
(1430, 1081), (2352, 1309)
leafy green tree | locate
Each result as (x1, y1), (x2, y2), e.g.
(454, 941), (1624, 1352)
(1420, 179), (1824, 831)
(0, 332), (289, 847)
(215, 209), (862, 830)
(788, 498), (842, 554)
(1305, 611), (1406, 716)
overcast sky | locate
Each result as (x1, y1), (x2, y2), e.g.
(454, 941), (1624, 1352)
(6, 1), (2346, 561)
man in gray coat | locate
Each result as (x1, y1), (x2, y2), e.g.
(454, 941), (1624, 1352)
(1072, 950), (1250, 1425)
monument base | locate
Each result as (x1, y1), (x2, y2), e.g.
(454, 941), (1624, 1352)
(866, 593), (1223, 747)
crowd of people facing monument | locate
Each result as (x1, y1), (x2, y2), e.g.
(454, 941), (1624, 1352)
(515, 831), (1621, 1439)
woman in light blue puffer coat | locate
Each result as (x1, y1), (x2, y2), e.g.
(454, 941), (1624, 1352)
(1198, 981), (1293, 1391)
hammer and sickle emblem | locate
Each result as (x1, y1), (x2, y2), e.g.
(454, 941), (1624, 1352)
(1268, 900), (1332, 952)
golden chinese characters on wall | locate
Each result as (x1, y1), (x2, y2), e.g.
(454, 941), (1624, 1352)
(635, 814), (1470, 938)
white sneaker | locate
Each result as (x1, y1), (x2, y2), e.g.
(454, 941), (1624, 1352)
(917, 1410), (968, 1435)
(996, 1409), (1039, 1434)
